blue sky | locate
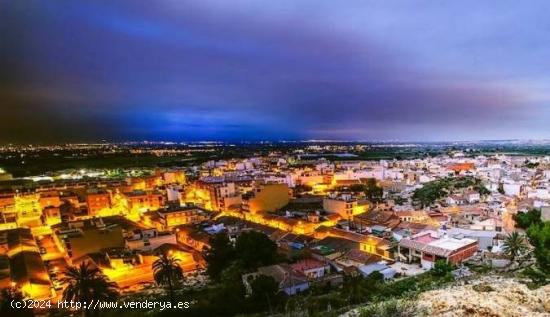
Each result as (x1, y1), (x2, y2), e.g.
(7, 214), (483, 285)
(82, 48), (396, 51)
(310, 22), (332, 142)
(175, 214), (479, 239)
(1, 1), (550, 142)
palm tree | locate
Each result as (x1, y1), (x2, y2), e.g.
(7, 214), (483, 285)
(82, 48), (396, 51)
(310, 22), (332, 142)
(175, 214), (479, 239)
(503, 231), (527, 263)
(62, 261), (118, 317)
(153, 254), (183, 303)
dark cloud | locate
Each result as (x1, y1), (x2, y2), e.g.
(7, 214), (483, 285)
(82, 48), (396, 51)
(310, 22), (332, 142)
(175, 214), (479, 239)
(0, 1), (544, 143)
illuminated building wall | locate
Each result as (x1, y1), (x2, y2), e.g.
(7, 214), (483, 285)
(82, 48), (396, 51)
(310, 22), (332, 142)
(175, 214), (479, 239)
(156, 207), (209, 230)
(126, 231), (177, 251)
(43, 206), (61, 226)
(162, 170), (186, 184)
(15, 194), (42, 227)
(39, 192), (62, 210)
(244, 183), (290, 213)
(191, 182), (244, 211)
(218, 194), (242, 211)
(0, 194), (17, 230)
(176, 228), (211, 251)
(185, 184), (213, 210)
(298, 174), (325, 187)
(359, 238), (392, 260)
(15, 194), (40, 215)
(86, 191), (112, 216)
(218, 210), (322, 236)
(0, 193), (15, 213)
(323, 198), (369, 219)
(56, 222), (125, 260)
(10, 251), (52, 300)
(124, 191), (164, 215)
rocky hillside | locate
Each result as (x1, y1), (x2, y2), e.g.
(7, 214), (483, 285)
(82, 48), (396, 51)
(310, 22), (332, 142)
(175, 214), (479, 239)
(417, 276), (550, 316)
(342, 276), (550, 317)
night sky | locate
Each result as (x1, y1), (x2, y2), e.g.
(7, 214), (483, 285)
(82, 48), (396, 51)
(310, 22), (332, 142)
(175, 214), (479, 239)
(2, 1), (550, 143)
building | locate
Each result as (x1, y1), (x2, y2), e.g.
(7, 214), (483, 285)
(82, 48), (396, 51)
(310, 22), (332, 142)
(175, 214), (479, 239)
(323, 194), (369, 219)
(104, 248), (143, 269)
(502, 181), (521, 196)
(166, 185), (183, 203)
(465, 190), (481, 203)
(14, 194), (42, 227)
(242, 264), (309, 296)
(43, 206), (61, 226)
(39, 191), (62, 210)
(358, 262), (396, 280)
(86, 189), (111, 216)
(290, 259), (329, 280)
(185, 179), (243, 211)
(447, 163), (475, 173)
(125, 228), (177, 251)
(10, 251), (52, 299)
(398, 230), (478, 269)
(160, 170), (186, 185)
(0, 195), (17, 230)
(175, 227), (211, 251)
(124, 190), (165, 214)
(53, 218), (125, 260)
(2, 228), (52, 299)
(5, 228), (39, 257)
(445, 228), (498, 250)
(0, 192), (15, 213)
(144, 206), (210, 230)
(243, 183), (290, 213)
(314, 227), (393, 260)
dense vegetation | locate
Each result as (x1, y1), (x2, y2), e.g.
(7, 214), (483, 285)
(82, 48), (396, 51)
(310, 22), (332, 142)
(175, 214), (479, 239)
(412, 176), (489, 207)
(514, 208), (542, 229)
(158, 236), (456, 317)
(526, 222), (550, 274)
(516, 211), (550, 284)
(335, 178), (384, 203)
(181, 231), (284, 316)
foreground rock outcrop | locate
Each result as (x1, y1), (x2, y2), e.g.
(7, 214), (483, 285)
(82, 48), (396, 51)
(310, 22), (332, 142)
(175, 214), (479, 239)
(417, 276), (550, 316)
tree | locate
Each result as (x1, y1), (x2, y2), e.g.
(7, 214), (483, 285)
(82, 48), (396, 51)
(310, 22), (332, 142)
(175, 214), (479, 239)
(153, 254), (184, 304)
(0, 287), (34, 317)
(205, 274), (247, 316)
(205, 232), (236, 281)
(341, 272), (384, 305)
(249, 275), (280, 312)
(365, 271), (384, 285)
(393, 196), (407, 206)
(502, 232), (527, 262)
(514, 209), (541, 229)
(62, 261), (117, 317)
(193, 262), (249, 316)
(341, 275), (369, 305)
(431, 260), (453, 277)
(235, 231), (279, 269)
(475, 185), (491, 197)
(364, 178), (383, 203)
(412, 179), (448, 207)
(527, 222), (550, 273)
(348, 184), (366, 192)
(525, 161), (540, 169)
(498, 183), (505, 195)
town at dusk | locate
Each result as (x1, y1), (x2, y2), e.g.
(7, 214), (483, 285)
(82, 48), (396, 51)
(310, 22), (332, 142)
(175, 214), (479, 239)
(2, 1), (550, 316)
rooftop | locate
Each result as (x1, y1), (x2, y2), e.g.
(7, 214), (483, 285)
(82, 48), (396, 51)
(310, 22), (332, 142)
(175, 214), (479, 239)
(399, 230), (478, 257)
